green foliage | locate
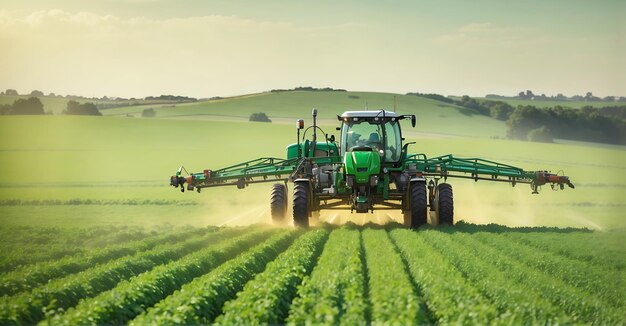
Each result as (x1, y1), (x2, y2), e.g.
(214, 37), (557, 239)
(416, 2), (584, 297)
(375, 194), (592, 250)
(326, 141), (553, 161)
(287, 227), (367, 325)
(389, 229), (498, 324)
(0, 227), (209, 295)
(362, 228), (423, 324)
(141, 108), (156, 117)
(64, 100), (102, 116)
(131, 230), (298, 325)
(0, 225), (160, 273)
(473, 232), (625, 309)
(6, 97), (45, 115)
(507, 105), (625, 144)
(0, 227), (247, 324)
(0, 226), (624, 324)
(49, 228), (276, 325)
(527, 125), (553, 143)
(270, 86), (346, 93)
(144, 94), (197, 102)
(249, 112), (272, 122)
(215, 229), (329, 325)
(422, 230), (572, 323)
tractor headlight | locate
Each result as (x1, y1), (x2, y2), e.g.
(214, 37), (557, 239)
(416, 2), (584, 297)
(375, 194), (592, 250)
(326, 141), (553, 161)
(369, 175), (379, 187)
(346, 175), (355, 187)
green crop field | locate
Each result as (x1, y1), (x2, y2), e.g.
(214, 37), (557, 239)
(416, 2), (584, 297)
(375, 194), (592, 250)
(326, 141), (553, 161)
(1, 91), (625, 324)
(0, 224), (623, 324)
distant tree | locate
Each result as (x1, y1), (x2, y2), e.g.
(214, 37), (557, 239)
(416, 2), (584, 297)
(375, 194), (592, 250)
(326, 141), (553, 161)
(11, 97), (44, 115)
(249, 112), (272, 122)
(48, 92), (56, 97)
(603, 96), (615, 102)
(30, 90), (44, 97)
(5, 89), (18, 96)
(488, 102), (515, 121)
(0, 104), (11, 115)
(555, 93), (568, 101)
(65, 100), (102, 116)
(527, 126), (553, 143)
(141, 108), (156, 118)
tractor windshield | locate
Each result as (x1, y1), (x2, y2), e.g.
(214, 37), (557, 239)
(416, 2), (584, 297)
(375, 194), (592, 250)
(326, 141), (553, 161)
(341, 119), (402, 162)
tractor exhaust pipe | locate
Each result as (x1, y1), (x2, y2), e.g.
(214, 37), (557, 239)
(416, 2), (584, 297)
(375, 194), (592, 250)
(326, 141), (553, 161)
(311, 108), (318, 156)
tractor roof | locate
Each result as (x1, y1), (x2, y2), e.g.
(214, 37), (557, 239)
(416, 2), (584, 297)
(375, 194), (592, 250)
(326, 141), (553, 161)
(340, 110), (398, 118)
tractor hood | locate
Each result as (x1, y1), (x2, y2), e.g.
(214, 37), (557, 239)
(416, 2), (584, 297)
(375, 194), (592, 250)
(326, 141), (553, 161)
(344, 150), (381, 184)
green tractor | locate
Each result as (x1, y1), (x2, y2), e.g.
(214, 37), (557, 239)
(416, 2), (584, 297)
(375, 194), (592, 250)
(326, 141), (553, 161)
(170, 109), (574, 228)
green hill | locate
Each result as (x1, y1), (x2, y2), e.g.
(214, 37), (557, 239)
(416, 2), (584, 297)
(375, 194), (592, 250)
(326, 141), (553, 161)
(102, 91), (507, 138)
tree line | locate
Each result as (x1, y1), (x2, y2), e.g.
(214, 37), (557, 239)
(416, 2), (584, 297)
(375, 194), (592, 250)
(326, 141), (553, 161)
(0, 98), (102, 116)
(408, 93), (626, 145)
(486, 90), (626, 102)
(270, 87), (347, 93)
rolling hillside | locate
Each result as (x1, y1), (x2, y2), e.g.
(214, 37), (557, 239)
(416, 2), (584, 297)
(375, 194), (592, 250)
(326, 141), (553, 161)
(101, 91), (507, 138)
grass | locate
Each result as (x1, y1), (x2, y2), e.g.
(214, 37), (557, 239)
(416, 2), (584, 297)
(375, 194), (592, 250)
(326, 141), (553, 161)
(0, 114), (624, 230)
(101, 91), (507, 138)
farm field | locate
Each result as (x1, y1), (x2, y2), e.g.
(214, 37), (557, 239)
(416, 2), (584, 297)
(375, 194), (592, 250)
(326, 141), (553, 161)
(1, 92), (625, 324)
(0, 224), (623, 324)
(1, 113), (625, 229)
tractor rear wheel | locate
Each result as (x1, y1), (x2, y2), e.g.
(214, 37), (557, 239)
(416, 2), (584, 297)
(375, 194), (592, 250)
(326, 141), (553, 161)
(436, 183), (454, 225)
(293, 182), (309, 227)
(404, 181), (427, 229)
(270, 183), (288, 224)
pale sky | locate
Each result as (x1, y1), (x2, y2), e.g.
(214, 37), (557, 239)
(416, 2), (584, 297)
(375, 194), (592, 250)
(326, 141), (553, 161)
(1, 0), (624, 98)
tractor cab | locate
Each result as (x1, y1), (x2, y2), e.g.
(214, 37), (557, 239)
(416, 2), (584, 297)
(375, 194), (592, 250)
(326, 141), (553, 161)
(338, 111), (404, 163)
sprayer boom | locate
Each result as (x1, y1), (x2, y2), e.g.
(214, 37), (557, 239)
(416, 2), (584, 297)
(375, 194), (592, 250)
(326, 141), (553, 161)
(169, 109), (575, 228)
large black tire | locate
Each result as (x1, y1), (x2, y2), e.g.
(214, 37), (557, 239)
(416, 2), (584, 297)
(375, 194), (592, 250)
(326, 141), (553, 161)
(293, 182), (309, 227)
(403, 181), (427, 229)
(436, 183), (454, 225)
(270, 183), (288, 224)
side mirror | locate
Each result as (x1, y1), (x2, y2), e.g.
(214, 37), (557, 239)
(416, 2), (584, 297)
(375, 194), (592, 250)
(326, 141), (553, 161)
(411, 115), (416, 128)
(328, 135), (335, 142)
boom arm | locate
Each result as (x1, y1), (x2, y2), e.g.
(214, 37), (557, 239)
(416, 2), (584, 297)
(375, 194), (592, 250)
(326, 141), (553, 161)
(404, 154), (574, 193)
(170, 153), (573, 194)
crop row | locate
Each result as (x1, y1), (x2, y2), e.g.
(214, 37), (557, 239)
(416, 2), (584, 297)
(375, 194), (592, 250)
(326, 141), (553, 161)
(362, 228), (424, 324)
(429, 230), (624, 324)
(46, 228), (277, 325)
(473, 232), (625, 308)
(0, 227), (210, 295)
(0, 225), (161, 273)
(287, 227), (367, 325)
(131, 230), (300, 325)
(504, 232), (625, 271)
(388, 229), (499, 324)
(214, 228), (329, 324)
(422, 230), (571, 323)
(0, 227), (249, 324)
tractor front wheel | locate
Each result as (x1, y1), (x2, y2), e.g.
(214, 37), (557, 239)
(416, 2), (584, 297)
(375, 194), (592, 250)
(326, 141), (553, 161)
(436, 183), (454, 225)
(270, 183), (288, 224)
(293, 182), (310, 227)
(404, 181), (427, 229)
